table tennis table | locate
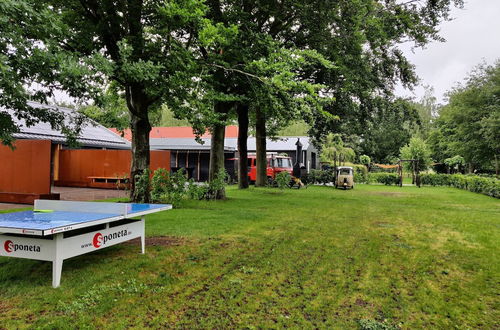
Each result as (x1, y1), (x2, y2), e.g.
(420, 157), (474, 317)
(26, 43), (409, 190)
(0, 200), (171, 288)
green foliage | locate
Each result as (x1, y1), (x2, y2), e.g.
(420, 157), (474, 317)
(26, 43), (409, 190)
(400, 137), (432, 172)
(413, 86), (439, 139)
(79, 86), (130, 130)
(205, 168), (229, 200)
(321, 134), (356, 165)
(150, 168), (229, 205)
(306, 169), (334, 185)
(0, 0), (106, 145)
(186, 180), (209, 200)
(275, 171), (292, 190)
(156, 105), (190, 127)
(358, 98), (422, 163)
(353, 165), (369, 183)
(1, 0), (209, 200)
(368, 173), (400, 186)
(151, 168), (188, 207)
(444, 155), (465, 173)
(359, 155), (371, 168)
(420, 174), (499, 198)
(132, 169), (151, 203)
(278, 121), (310, 136)
(429, 60), (500, 171)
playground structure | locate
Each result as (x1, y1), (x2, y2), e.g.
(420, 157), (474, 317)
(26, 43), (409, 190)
(398, 159), (421, 188)
(374, 159), (421, 187)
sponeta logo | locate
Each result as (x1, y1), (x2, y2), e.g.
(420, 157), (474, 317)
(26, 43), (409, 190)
(93, 233), (103, 248)
(4, 240), (13, 252)
(4, 240), (41, 253)
(92, 229), (129, 248)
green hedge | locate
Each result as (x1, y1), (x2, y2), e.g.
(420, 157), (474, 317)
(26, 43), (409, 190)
(352, 165), (368, 183)
(366, 173), (400, 185)
(420, 174), (499, 198)
(305, 165), (369, 185)
(305, 169), (334, 185)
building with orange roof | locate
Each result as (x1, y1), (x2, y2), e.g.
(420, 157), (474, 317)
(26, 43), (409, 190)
(109, 125), (239, 141)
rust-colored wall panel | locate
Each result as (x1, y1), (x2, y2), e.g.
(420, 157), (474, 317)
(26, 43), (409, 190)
(0, 140), (52, 194)
(151, 150), (171, 173)
(56, 149), (170, 187)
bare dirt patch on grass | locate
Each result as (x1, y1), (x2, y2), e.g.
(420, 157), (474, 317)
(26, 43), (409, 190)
(125, 236), (188, 247)
(364, 191), (411, 197)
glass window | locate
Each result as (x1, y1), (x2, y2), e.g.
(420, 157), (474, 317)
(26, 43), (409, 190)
(247, 158), (253, 167)
(339, 168), (351, 175)
(274, 158), (292, 168)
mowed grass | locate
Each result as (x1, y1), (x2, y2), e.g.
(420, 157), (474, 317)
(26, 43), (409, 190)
(0, 185), (498, 329)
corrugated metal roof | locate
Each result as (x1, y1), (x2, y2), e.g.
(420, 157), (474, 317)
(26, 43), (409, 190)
(232, 137), (310, 151)
(4, 101), (130, 149)
(150, 136), (310, 152)
(150, 137), (235, 151)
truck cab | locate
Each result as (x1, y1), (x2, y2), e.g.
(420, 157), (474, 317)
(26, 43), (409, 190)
(247, 155), (293, 183)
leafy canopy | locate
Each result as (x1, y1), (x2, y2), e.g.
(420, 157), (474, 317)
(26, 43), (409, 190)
(429, 60), (500, 170)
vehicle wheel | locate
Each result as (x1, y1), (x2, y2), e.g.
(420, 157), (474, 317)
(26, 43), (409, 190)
(343, 186), (347, 190)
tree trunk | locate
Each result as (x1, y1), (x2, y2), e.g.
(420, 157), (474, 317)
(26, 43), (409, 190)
(495, 154), (499, 178)
(255, 107), (267, 187)
(237, 104), (249, 189)
(129, 112), (151, 203)
(208, 102), (228, 199)
(126, 83), (152, 203)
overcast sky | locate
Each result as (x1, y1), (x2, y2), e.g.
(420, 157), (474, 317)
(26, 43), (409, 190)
(395, 0), (500, 103)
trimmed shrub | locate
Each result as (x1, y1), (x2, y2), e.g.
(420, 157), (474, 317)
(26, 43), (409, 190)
(420, 173), (499, 198)
(275, 171), (292, 190)
(368, 173), (399, 185)
(352, 165), (368, 183)
(307, 169), (334, 185)
(151, 168), (187, 207)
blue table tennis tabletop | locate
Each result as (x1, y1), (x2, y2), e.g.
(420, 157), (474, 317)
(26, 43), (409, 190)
(0, 203), (169, 235)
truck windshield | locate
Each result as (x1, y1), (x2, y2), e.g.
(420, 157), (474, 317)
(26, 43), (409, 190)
(273, 158), (292, 168)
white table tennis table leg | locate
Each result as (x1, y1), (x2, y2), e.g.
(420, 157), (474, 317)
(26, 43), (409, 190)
(52, 233), (64, 288)
(140, 216), (145, 254)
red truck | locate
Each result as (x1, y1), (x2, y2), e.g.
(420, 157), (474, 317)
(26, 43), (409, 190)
(247, 154), (293, 183)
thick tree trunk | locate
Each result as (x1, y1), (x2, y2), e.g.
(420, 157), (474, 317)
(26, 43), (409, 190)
(126, 84), (152, 203)
(209, 102), (228, 199)
(237, 104), (249, 189)
(129, 113), (151, 203)
(255, 107), (267, 187)
(468, 163), (474, 174)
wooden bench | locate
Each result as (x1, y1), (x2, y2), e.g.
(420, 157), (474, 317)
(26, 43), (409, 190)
(88, 176), (130, 189)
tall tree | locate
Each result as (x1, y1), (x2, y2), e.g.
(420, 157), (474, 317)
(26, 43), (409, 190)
(429, 60), (500, 173)
(358, 97), (422, 163)
(195, 2), (332, 191)
(1, 0), (205, 202)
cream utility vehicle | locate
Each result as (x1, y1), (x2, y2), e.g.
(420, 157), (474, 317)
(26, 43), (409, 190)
(335, 166), (354, 189)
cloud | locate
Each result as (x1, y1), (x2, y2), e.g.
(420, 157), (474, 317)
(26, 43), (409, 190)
(395, 0), (500, 103)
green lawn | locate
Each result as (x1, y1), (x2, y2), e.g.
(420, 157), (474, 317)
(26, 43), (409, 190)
(1, 185), (499, 329)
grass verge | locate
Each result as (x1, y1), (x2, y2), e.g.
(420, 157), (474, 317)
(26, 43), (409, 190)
(0, 184), (498, 328)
